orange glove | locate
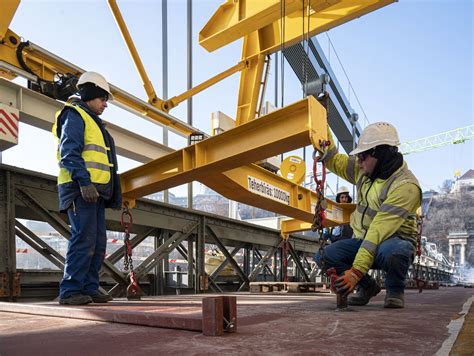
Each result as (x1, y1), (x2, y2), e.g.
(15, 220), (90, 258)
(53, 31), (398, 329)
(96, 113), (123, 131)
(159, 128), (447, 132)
(334, 268), (364, 295)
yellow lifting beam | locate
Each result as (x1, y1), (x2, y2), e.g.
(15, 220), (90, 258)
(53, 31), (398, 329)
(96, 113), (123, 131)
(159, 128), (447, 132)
(120, 95), (355, 228)
(202, 164), (355, 227)
(121, 96), (326, 200)
(120, 96), (355, 227)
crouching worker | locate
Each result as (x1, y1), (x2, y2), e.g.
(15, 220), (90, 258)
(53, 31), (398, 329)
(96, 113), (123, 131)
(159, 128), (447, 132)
(315, 122), (421, 308)
(53, 72), (122, 305)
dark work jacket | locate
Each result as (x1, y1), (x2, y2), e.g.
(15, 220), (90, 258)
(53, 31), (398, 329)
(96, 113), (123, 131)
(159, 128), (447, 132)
(326, 224), (353, 243)
(55, 100), (122, 212)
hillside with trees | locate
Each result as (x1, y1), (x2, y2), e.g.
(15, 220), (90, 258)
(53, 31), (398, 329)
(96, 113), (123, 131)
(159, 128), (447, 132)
(423, 187), (474, 259)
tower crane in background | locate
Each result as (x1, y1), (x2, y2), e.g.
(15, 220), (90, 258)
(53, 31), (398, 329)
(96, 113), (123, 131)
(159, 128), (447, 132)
(400, 125), (474, 155)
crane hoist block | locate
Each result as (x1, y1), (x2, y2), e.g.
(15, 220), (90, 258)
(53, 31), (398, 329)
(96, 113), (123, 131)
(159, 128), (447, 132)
(0, 103), (19, 151)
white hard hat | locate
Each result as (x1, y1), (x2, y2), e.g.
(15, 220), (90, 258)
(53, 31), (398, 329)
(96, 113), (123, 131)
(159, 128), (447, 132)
(350, 122), (400, 155)
(337, 186), (350, 195)
(77, 71), (114, 100)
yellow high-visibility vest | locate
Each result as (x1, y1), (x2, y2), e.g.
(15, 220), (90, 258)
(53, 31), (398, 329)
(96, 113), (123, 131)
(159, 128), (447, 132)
(52, 103), (112, 185)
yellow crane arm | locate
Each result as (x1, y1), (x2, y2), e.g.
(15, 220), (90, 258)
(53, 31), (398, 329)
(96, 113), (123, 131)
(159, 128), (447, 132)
(200, 0), (395, 56)
(199, 0), (396, 125)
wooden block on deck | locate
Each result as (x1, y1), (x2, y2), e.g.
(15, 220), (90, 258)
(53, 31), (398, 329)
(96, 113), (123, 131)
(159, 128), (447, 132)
(250, 284), (262, 293)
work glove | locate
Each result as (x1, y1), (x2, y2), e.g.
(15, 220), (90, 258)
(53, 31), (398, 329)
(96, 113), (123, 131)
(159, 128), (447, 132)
(80, 184), (99, 203)
(334, 267), (364, 296)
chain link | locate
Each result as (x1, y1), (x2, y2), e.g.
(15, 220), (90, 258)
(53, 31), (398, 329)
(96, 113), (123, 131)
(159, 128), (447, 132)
(282, 239), (289, 282)
(311, 141), (330, 232)
(311, 139), (331, 283)
(121, 202), (134, 273)
(121, 202), (141, 300)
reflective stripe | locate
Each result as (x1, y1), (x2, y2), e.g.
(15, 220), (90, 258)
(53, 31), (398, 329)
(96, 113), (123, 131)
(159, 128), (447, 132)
(325, 147), (337, 161)
(356, 203), (377, 218)
(379, 167), (420, 204)
(361, 240), (378, 254)
(59, 161), (112, 170)
(379, 169), (404, 203)
(85, 161), (111, 171)
(346, 155), (356, 183)
(83, 144), (107, 154)
(379, 204), (410, 219)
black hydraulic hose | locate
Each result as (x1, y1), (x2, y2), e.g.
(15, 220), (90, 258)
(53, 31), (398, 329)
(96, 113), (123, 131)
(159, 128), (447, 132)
(16, 41), (37, 77)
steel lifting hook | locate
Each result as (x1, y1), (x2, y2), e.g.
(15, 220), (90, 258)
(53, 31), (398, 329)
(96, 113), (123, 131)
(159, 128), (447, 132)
(127, 271), (141, 301)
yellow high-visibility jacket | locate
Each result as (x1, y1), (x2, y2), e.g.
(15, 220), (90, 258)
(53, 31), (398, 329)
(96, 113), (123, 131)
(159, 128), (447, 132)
(324, 130), (421, 274)
(52, 103), (112, 185)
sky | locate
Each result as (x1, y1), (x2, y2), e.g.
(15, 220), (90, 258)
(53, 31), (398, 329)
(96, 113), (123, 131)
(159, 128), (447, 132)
(2, 0), (473, 198)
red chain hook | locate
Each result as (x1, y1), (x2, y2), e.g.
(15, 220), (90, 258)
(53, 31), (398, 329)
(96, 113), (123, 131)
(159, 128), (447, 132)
(121, 203), (141, 300)
(311, 140), (330, 230)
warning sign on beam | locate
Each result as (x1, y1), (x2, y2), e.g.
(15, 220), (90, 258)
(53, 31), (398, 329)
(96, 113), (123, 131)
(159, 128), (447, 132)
(247, 176), (290, 205)
(0, 103), (19, 151)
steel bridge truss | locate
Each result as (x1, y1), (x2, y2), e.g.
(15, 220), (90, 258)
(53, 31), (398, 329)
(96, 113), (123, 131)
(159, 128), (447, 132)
(0, 165), (318, 299)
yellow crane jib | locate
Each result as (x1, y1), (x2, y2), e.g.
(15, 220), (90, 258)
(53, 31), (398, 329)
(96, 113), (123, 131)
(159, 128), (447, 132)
(199, 0), (396, 125)
(199, 0), (395, 54)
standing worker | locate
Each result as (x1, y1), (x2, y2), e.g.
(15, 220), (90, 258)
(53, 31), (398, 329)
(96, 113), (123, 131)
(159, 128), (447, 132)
(316, 122), (421, 308)
(53, 72), (122, 305)
(324, 186), (353, 243)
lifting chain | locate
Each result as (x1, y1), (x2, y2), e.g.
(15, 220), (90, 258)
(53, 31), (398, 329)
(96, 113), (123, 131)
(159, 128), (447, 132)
(311, 140), (331, 281)
(311, 141), (330, 232)
(282, 238), (290, 282)
(414, 214), (425, 293)
(121, 202), (141, 300)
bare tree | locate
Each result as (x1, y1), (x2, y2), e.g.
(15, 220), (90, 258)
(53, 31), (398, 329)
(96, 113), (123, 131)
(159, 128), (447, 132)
(439, 179), (454, 194)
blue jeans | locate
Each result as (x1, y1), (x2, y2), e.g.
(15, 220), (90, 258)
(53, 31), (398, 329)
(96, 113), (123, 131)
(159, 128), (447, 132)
(60, 196), (106, 298)
(315, 237), (414, 293)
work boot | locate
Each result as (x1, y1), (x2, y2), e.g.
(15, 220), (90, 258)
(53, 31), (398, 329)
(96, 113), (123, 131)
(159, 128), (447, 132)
(59, 294), (92, 305)
(90, 291), (113, 303)
(348, 279), (381, 306)
(384, 291), (404, 308)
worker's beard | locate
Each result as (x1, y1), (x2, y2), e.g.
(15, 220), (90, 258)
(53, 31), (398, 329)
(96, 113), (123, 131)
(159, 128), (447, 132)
(369, 145), (403, 180)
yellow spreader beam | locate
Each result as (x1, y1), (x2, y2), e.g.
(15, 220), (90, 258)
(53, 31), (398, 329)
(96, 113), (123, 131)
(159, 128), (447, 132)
(120, 95), (356, 229)
(121, 96), (326, 199)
